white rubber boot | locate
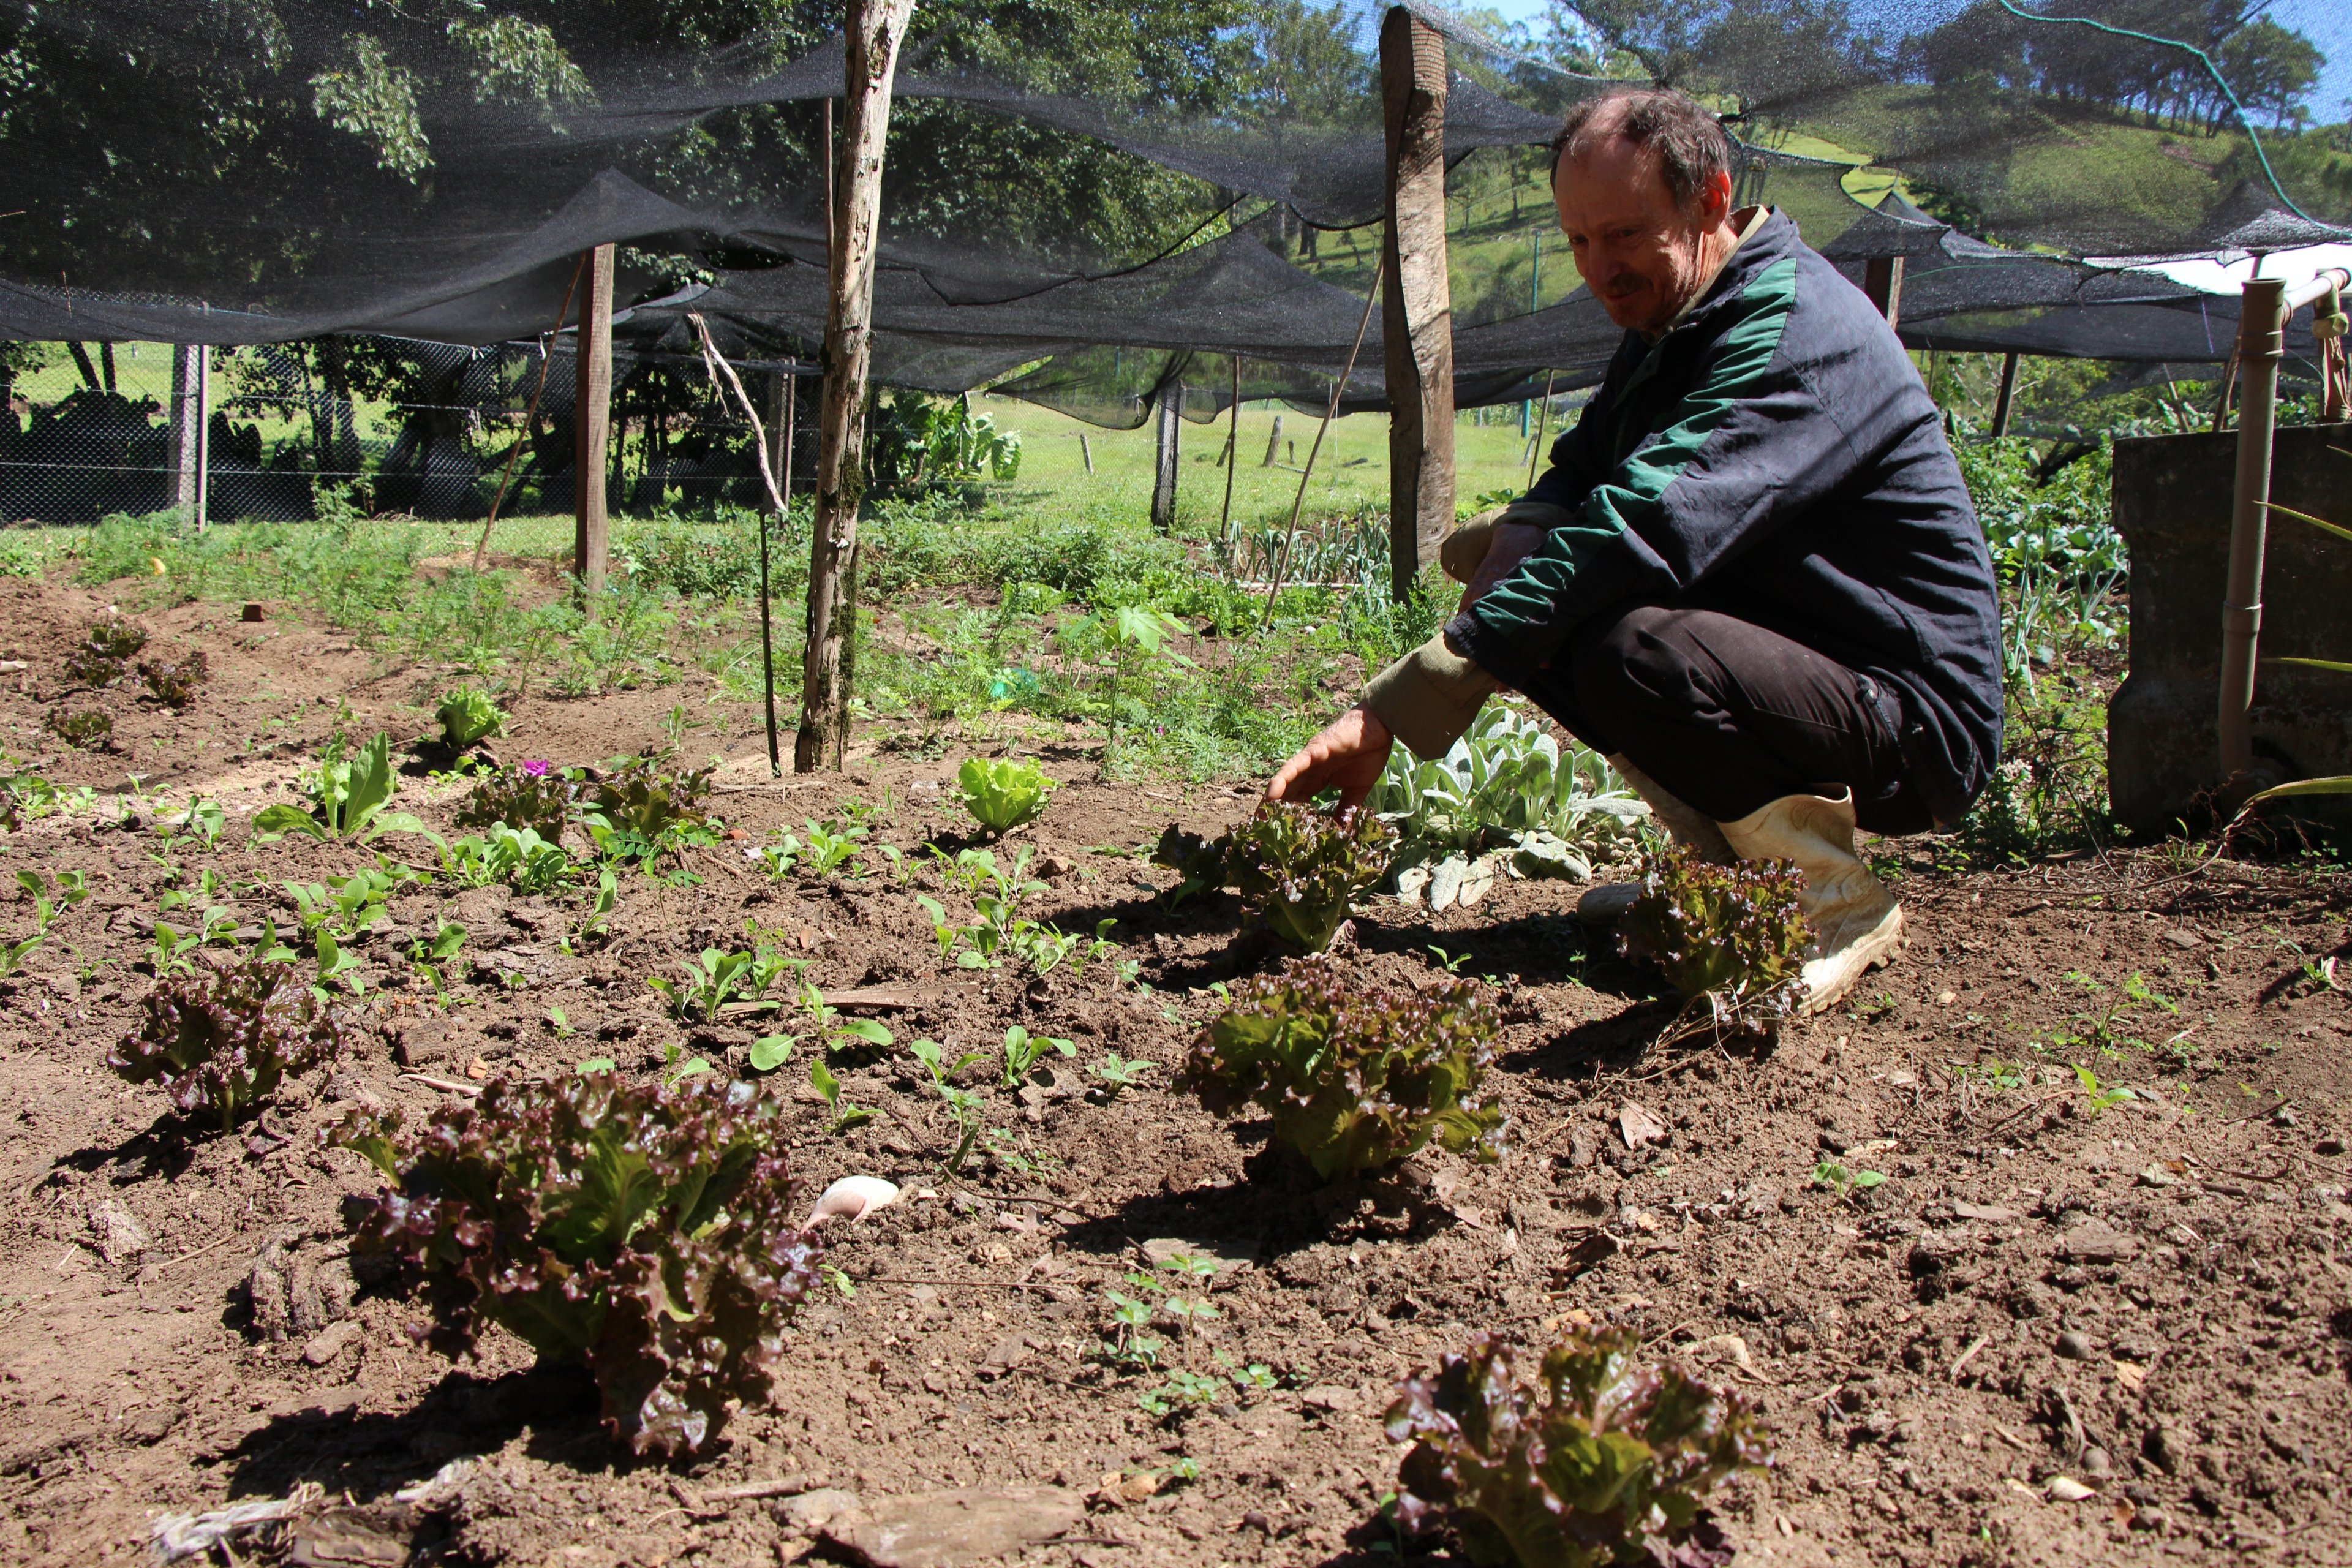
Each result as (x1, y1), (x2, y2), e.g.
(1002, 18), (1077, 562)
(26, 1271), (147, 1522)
(1717, 789), (1904, 1013)
(1574, 755), (1736, 926)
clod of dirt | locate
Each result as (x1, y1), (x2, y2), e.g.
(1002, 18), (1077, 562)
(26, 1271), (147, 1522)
(246, 1232), (358, 1342)
(2144, 1425), (2189, 1474)
(2054, 1218), (2139, 1264)
(123, 1404), (183, 1446)
(303, 1319), (363, 1367)
(775, 1488), (861, 1533)
(2055, 1330), (2094, 1359)
(85, 1197), (151, 1264)
(820, 1485), (1084, 1568)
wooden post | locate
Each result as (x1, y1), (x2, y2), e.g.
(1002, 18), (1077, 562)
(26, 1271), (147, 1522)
(1261, 410), (1284, 467)
(573, 243), (616, 598)
(796, 0), (914, 774)
(1990, 350), (2020, 437)
(1217, 355), (1242, 543)
(1380, 5), (1455, 603)
(1150, 385), (1180, 534)
(1078, 432), (1094, 472)
(1863, 255), (1905, 328)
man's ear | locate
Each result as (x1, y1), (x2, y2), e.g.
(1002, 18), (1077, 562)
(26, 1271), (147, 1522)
(1698, 168), (1733, 225)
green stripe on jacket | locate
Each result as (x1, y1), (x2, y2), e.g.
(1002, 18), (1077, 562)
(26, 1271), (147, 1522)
(1470, 255), (1801, 642)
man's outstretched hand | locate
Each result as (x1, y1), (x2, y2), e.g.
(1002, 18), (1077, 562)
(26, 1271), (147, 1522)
(1266, 703), (1394, 813)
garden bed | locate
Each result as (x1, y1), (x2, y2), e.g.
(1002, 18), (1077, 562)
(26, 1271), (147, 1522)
(1, 569), (2348, 1568)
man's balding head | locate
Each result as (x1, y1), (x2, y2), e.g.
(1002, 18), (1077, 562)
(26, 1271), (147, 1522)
(1549, 88), (1743, 336)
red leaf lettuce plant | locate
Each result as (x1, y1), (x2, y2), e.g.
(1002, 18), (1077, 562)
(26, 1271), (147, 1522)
(1178, 954), (1506, 1178)
(1153, 800), (1396, 951)
(1387, 1326), (1771, 1567)
(328, 1072), (817, 1456)
(1618, 847), (1809, 1033)
(108, 958), (344, 1130)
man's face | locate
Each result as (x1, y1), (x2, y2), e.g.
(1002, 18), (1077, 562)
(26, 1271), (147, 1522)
(1554, 135), (1728, 335)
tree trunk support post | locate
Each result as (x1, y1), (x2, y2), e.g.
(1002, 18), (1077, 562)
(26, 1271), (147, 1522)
(1864, 255), (1904, 328)
(1150, 384), (1180, 533)
(1380, 5), (1455, 603)
(573, 243), (616, 600)
(1990, 350), (2020, 438)
(797, 0), (915, 774)
(760, 369), (796, 778)
(2217, 265), (2351, 802)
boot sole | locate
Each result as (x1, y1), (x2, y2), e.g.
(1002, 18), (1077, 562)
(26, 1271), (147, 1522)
(1798, 905), (1906, 1015)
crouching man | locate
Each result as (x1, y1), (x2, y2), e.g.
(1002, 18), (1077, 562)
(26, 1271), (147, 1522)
(1268, 86), (2003, 1013)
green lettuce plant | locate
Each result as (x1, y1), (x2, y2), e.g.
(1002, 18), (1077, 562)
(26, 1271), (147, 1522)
(1371, 702), (1646, 911)
(956, 756), (1055, 835)
(252, 732), (429, 842)
(1618, 847), (1809, 1029)
(1222, 800), (1396, 951)
(328, 1072), (819, 1457)
(1178, 954), (1505, 1178)
(66, 617), (146, 685)
(45, 709), (113, 750)
(585, 756), (714, 853)
(108, 958), (345, 1131)
(434, 685), (508, 750)
(1386, 1327), (1771, 1568)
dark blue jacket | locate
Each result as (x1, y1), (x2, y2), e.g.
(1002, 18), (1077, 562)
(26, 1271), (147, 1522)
(1447, 209), (2003, 825)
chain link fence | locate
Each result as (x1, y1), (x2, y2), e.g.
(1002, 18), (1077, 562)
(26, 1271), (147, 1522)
(0, 336), (810, 557)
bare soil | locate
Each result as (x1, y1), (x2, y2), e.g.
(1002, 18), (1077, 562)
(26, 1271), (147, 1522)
(2, 572), (2350, 1568)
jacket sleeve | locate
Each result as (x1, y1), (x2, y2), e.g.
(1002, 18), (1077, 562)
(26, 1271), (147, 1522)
(1447, 257), (1836, 683)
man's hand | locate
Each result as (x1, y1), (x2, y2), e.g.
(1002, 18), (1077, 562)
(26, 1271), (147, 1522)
(1460, 520), (1548, 611)
(1266, 704), (1393, 813)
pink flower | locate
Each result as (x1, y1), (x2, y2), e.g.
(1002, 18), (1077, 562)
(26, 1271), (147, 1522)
(519, 760), (552, 777)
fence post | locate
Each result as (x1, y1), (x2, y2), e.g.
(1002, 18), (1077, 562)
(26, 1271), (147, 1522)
(573, 243), (616, 600)
(1381, 4), (1455, 602)
(1261, 411), (1284, 467)
(169, 345), (205, 524)
(1990, 351), (2020, 437)
(1864, 256), (1905, 327)
(797, 0), (916, 774)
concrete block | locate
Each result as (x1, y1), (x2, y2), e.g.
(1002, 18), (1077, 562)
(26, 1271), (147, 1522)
(2108, 422), (2352, 833)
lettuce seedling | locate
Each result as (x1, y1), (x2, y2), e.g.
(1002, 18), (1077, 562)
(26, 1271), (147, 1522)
(1618, 847), (1809, 1030)
(1179, 954), (1506, 1179)
(138, 652), (208, 709)
(66, 617), (146, 685)
(1387, 1327), (1771, 1568)
(108, 958), (345, 1131)
(586, 757), (714, 845)
(252, 733), (429, 843)
(1150, 824), (1227, 909)
(1221, 800), (1398, 952)
(434, 685), (508, 750)
(956, 756), (1054, 835)
(455, 764), (579, 843)
(328, 1072), (820, 1457)
(45, 709), (113, 750)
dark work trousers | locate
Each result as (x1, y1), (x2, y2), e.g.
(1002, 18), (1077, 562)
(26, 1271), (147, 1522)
(1517, 605), (1935, 835)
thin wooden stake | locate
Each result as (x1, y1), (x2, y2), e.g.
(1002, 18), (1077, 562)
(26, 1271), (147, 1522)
(1525, 368), (1556, 490)
(572, 243), (616, 600)
(1218, 355), (1242, 546)
(476, 253), (587, 571)
(1262, 252), (1385, 631)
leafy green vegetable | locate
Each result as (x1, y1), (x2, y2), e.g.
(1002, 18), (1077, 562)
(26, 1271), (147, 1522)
(1371, 703), (1646, 908)
(45, 708), (113, 750)
(108, 958), (345, 1131)
(584, 756), (714, 853)
(1221, 800), (1396, 952)
(1386, 1327), (1771, 1568)
(1618, 847), (1809, 1030)
(440, 823), (571, 893)
(328, 1072), (819, 1457)
(956, 756), (1055, 835)
(1179, 954), (1505, 1179)
(1149, 824), (1226, 909)
(454, 764), (579, 843)
(1000, 1024), (1075, 1087)
(251, 733), (429, 843)
(138, 652), (208, 709)
(434, 685), (508, 750)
